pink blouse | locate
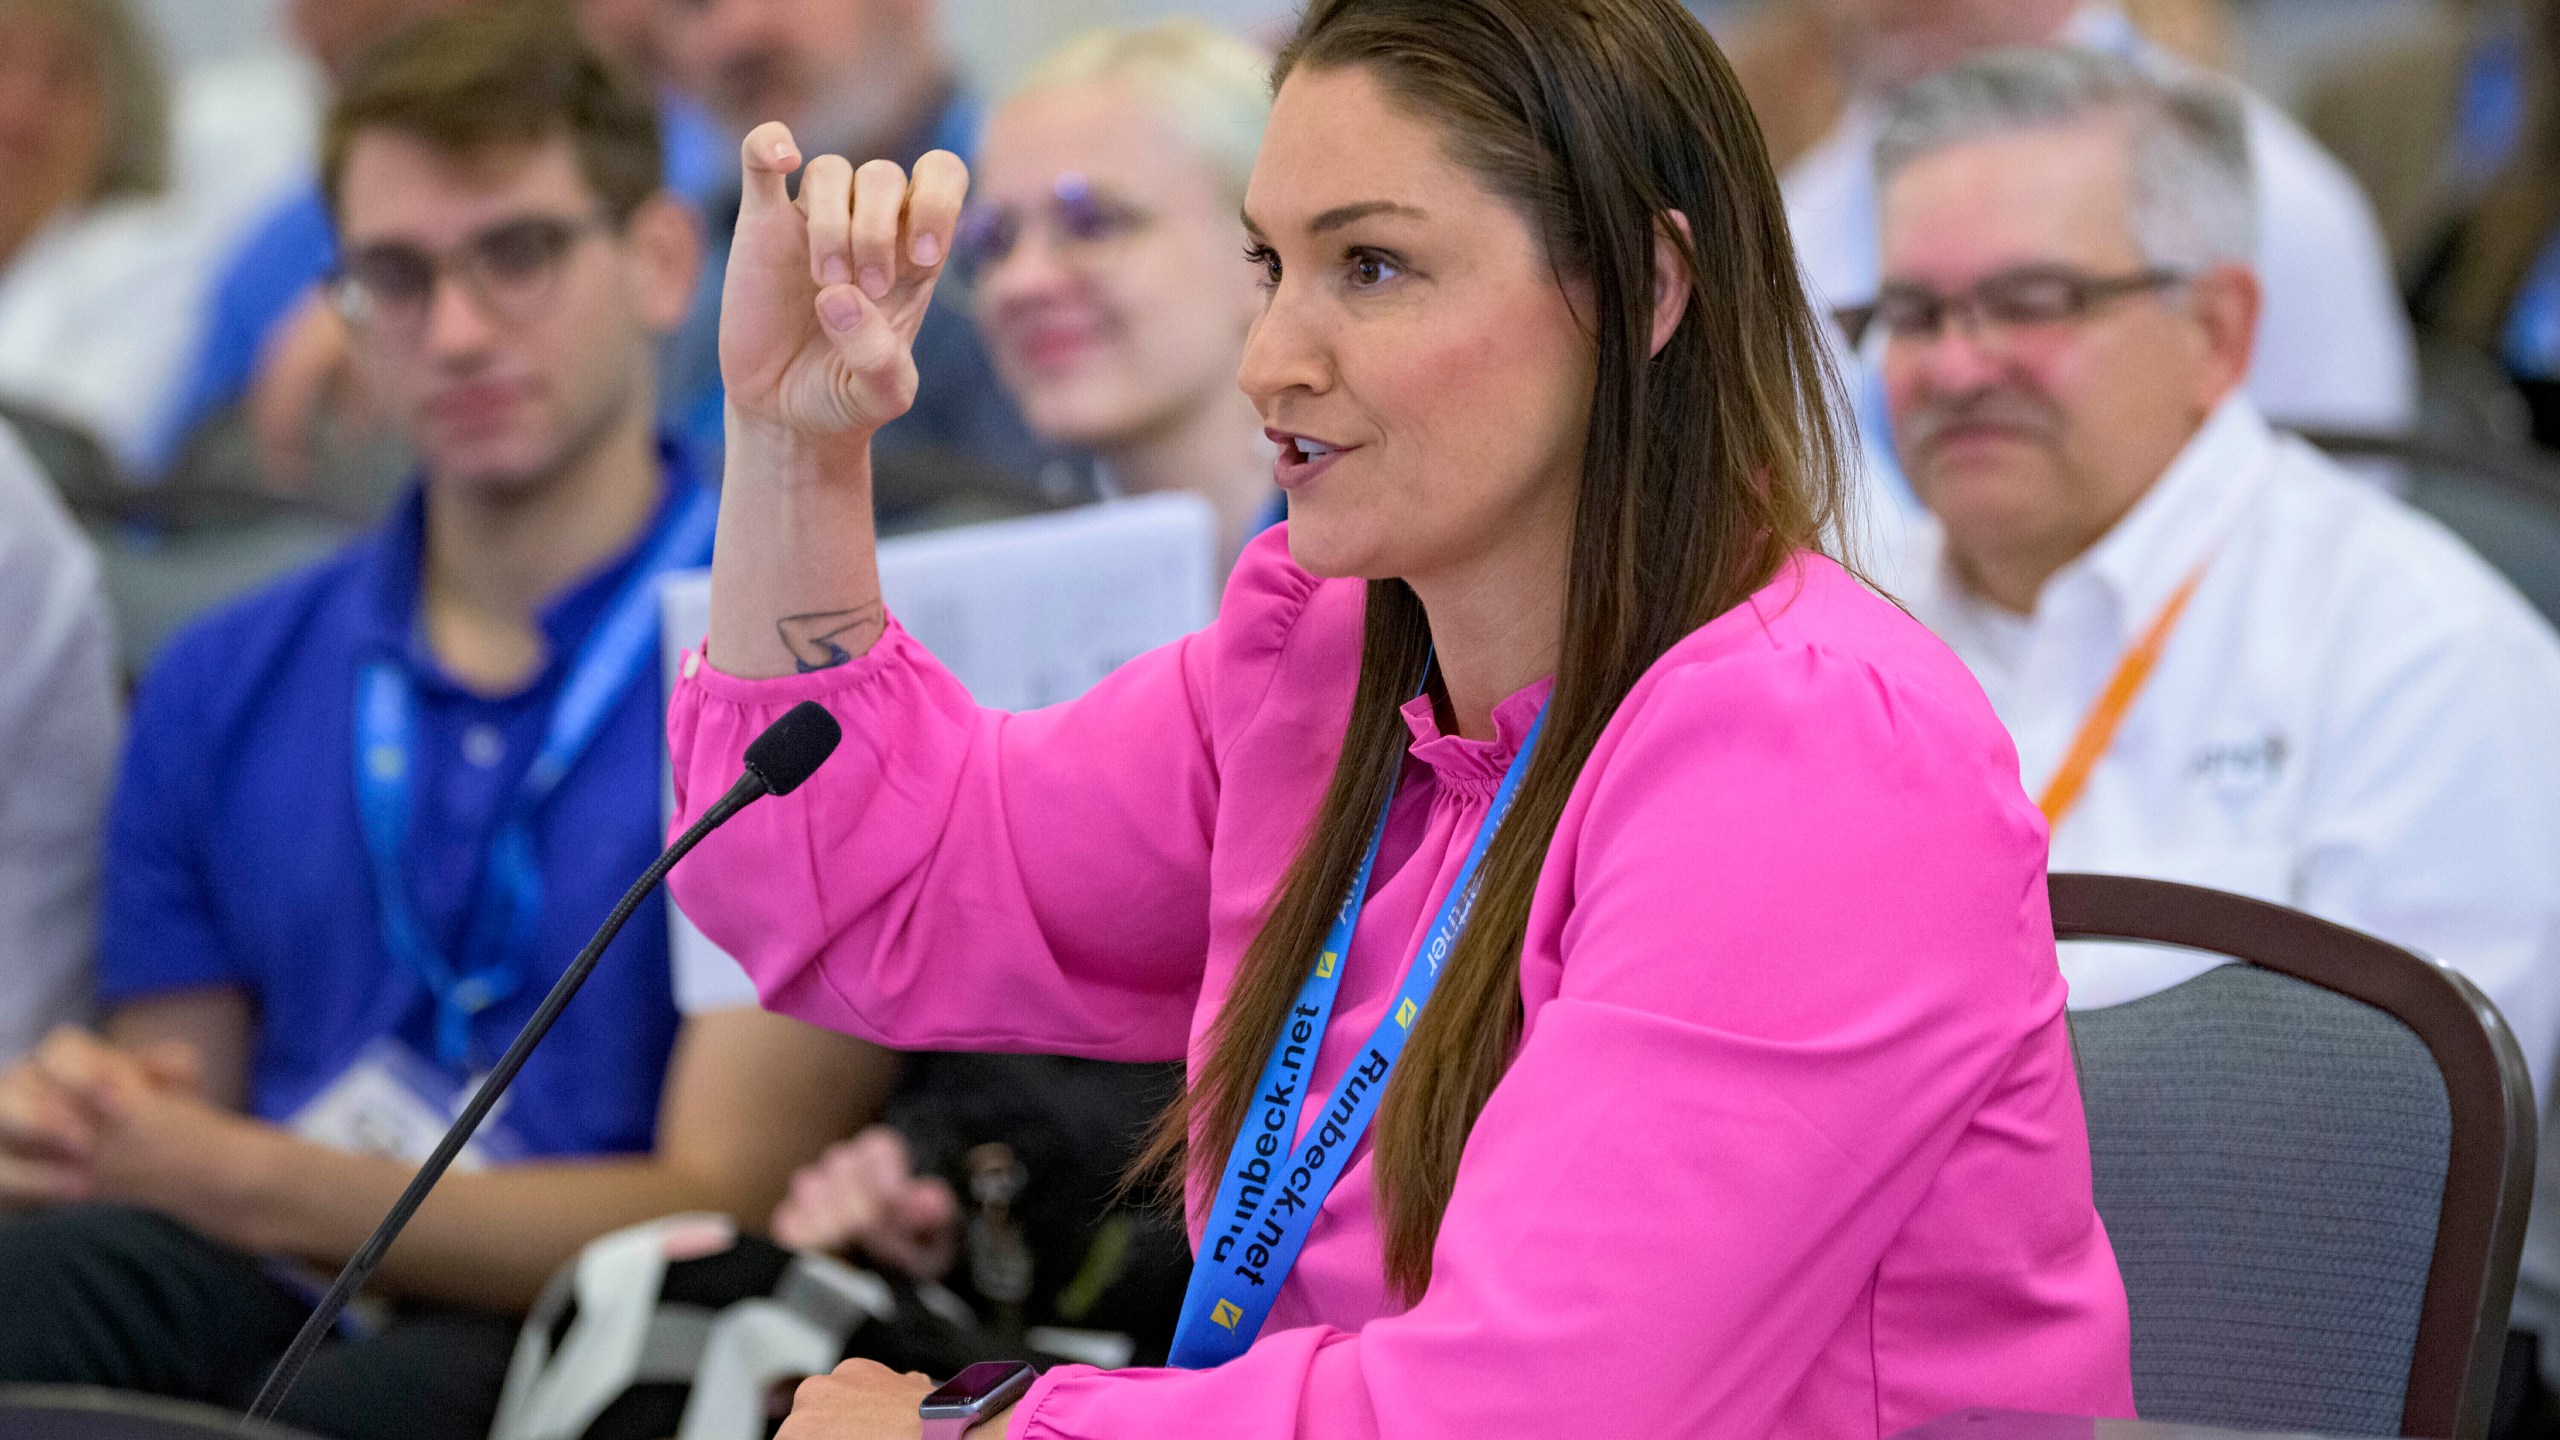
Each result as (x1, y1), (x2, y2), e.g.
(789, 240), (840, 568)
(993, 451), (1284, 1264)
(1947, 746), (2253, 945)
(667, 531), (2134, 1439)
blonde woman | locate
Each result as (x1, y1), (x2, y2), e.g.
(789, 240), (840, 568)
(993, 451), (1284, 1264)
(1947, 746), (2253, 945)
(955, 22), (1278, 568)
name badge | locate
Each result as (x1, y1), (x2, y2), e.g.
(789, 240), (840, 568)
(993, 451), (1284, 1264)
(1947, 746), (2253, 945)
(289, 1038), (524, 1168)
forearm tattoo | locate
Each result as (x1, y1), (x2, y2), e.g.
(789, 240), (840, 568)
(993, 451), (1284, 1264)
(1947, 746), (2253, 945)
(778, 604), (886, 673)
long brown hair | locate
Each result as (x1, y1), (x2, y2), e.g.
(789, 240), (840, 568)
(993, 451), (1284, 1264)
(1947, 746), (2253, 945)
(1137, 0), (1854, 1301)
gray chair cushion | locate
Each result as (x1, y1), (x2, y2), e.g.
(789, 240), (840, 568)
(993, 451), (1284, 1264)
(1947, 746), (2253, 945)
(2070, 963), (2452, 1435)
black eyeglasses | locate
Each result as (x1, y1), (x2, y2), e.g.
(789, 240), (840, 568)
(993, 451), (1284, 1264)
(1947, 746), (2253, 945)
(328, 213), (615, 341)
(1833, 266), (2191, 350)
(950, 173), (1155, 286)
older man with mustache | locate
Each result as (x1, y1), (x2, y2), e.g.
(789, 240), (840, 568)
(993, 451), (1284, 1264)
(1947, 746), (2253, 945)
(1876, 52), (2560, 1412)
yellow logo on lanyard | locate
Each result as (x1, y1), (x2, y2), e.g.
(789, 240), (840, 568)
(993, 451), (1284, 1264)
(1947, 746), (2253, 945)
(1316, 951), (1337, 979)
(1395, 998), (1418, 1029)
(1211, 1299), (1244, 1330)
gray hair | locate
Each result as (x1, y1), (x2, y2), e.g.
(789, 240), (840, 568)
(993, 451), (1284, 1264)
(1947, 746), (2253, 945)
(1874, 46), (2256, 272)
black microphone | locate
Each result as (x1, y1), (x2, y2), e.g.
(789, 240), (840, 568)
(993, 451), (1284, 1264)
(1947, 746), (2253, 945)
(246, 701), (843, 1424)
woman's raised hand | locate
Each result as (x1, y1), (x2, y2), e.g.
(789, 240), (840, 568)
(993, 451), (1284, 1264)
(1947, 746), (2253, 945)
(719, 121), (968, 442)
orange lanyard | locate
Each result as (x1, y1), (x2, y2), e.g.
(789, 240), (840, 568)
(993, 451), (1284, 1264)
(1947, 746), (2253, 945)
(2035, 556), (2215, 829)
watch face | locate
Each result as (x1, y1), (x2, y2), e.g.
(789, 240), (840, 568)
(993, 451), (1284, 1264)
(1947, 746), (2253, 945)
(920, 1360), (1034, 1417)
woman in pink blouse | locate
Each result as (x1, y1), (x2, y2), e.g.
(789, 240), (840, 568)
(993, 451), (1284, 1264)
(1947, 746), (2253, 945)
(669, 0), (2136, 1434)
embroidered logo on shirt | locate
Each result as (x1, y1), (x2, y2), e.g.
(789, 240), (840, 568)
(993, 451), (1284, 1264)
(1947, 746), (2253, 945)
(2187, 731), (2290, 810)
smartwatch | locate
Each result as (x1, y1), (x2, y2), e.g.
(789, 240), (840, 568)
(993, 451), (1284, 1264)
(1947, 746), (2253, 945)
(919, 1360), (1037, 1440)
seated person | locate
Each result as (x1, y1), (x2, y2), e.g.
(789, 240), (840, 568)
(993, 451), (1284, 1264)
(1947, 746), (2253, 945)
(0, 13), (891, 1439)
(773, 1054), (1190, 1366)
(2410, 0), (2560, 450)
(2301, 0), (2546, 289)
(158, 0), (731, 491)
(1794, 0), (2415, 440)
(656, 0), (1052, 503)
(1865, 43), (2560, 1407)
(959, 20), (1279, 568)
(0, 417), (120, 1063)
(0, 0), (201, 473)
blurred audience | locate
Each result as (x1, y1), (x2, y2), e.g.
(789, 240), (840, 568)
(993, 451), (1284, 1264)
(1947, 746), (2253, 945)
(961, 20), (1277, 565)
(145, 0), (475, 485)
(1863, 49), (2560, 1420)
(770, 1053), (1190, 1361)
(0, 418), (118, 1066)
(1720, 0), (2231, 175)
(0, 15), (889, 1438)
(2303, 0), (2538, 286)
(1720, 0), (1851, 174)
(2405, 0), (2560, 449)
(658, 0), (1055, 508)
(0, 0), (203, 472)
(1794, 0), (2416, 440)
(2122, 0), (2234, 72)
(159, 0), (731, 495)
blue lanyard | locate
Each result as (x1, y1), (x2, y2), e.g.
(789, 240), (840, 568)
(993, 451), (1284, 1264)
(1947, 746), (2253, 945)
(1168, 702), (1549, 1368)
(354, 473), (718, 1070)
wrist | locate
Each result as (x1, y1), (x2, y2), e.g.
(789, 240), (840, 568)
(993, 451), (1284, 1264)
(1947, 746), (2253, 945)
(722, 405), (879, 492)
(198, 1117), (294, 1251)
(965, 1403), (1017, 1438)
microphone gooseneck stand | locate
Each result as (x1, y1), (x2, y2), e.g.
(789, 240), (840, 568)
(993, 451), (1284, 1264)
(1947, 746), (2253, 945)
(245, 701), (842, 1425)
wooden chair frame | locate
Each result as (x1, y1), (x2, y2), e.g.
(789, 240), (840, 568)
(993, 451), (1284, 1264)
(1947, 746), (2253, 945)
(2049, 873), (2538, 1440)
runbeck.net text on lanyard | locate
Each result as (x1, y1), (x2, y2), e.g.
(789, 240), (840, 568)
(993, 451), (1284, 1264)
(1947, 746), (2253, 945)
(1167, 702), (1551, 1369)
(354, 471), (719, 1073)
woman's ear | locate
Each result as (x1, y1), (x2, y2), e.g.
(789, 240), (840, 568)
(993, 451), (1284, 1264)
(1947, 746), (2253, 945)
(1650, 210), (1694, 357)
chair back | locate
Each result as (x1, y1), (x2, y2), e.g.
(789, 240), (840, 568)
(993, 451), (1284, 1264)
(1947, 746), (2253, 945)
(2052, 874), (2536, 1439)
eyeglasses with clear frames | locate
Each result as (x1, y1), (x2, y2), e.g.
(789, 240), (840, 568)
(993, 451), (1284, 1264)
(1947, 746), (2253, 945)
(327, 212), (616, 342)
(1833, 265), (2192, 352)
(948, 173), (1155, 294)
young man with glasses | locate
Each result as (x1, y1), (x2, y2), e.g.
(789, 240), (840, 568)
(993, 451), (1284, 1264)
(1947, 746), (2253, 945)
(1874, 49), (2560, 1422)
(0, 13), (892, 1439)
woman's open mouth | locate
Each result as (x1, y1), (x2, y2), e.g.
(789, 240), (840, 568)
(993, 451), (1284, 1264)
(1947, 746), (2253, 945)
(1268, 429), (1357, 490)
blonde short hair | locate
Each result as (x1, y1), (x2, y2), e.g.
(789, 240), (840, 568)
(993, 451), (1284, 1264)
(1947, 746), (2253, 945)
(3, 0), (169, 200)
(1009, 19), (1273, 204)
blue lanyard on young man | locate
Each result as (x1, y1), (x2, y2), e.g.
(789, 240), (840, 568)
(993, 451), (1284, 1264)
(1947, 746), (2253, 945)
(1167, 701), (1550, 1368)
(353, 466), (719, 1071)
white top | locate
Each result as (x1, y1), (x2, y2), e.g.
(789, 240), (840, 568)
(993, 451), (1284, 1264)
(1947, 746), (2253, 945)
(1893, 394), (2560, 1346)
(0, 52), (316, 474)
(1784, 5), (2417, 437)
(0, 421), (122, 1061)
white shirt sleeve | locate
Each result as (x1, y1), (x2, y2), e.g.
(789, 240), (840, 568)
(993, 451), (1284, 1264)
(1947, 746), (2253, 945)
(2290, 578), (2560, 1108)
(0, 422), (121, 1060)
(2237, 96), (2420, 436)
(661, 569), (761, 1016)
(669, 907), (761, 1016)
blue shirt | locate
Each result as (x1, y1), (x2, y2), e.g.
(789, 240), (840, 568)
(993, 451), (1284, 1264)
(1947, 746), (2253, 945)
(97, 458), (699, 1159)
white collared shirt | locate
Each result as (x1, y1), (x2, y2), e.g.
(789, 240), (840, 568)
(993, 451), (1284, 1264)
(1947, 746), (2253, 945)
(1896, 394), (2560, 1345)
(1900, 395), (2560, 1034)
(1785, 5), (2417, 437)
